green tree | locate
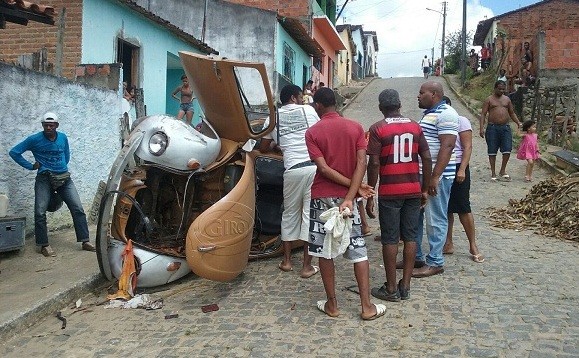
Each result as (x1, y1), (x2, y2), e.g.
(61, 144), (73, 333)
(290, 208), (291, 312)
(444, 30), (473, 74)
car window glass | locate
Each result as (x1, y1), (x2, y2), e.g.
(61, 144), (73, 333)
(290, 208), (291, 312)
(233, 66), (271, 134)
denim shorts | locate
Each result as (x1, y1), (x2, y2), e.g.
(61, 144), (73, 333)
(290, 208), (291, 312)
(378, 198), (421, 245)
(485, 123), (512, 155)
(180, 102), (193, 112)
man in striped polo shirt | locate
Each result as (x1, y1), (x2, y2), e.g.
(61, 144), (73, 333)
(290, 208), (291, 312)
(412, 81), (459, 278)
(366, 89), (432, 301)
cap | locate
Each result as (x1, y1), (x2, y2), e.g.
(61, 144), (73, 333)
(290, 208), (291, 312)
(41, 112), (59, 123)
(378, 89), (400, 109)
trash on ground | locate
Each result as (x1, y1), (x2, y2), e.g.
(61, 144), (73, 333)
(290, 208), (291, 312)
(165, 313), (179, 319)
(201, 303), (219, 313)
(104, 293), (163, 310)
(75, 298), (82, 308)
(56, 311), (66, 329)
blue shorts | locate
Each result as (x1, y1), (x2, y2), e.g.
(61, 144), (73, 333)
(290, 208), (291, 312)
(485, 123), (512, 155)
(180, 102), (193, 113)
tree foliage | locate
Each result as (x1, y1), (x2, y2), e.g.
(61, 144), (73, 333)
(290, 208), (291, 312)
(443, 29), (473, 74)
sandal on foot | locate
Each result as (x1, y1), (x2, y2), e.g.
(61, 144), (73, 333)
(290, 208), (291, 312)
(471, 254), (485, 263)
(362, 303), (387, 321)
(500, 174), (511, 182)
(278, 262), (293, 272)
(300, 265), (319, 279)
(317, 300), (339, 318)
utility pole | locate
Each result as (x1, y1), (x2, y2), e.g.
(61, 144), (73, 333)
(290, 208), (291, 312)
(461, 0), (467, 86)
(441, 1), (447, 75)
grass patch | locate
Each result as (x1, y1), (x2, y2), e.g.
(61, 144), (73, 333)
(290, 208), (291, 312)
(461, 71), (496, 103)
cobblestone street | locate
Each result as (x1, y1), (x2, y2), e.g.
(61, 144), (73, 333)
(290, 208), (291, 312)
(1, 77), (578, 357)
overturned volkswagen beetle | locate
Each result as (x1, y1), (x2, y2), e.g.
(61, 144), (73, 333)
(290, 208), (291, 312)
(97, 52), (291, 287)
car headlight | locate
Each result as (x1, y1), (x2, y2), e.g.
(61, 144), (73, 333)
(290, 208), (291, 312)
(148, 131), (168, 156)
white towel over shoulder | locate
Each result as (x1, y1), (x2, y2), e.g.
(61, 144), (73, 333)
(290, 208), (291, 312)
(319, 207), (353, 259)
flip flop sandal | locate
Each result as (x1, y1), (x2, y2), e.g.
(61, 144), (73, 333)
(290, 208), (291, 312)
(501, 174), (511, 182)
(317, 300), (339, 318)
(362, 303), (387, 321)
(300, 265), (319, 279)
(471, 254), (485, 263)
(278, 262), (293, 272)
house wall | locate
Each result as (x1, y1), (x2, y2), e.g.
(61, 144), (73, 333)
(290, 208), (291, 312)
(0, 0), (83, 79)
(0, 63), (120, 231)
(81, 0), (206, 116)
(351, 28), (365, 76)
(313, 21), (337, 88)
(544, 28), (579, 69)
(336, 30), (353, 87)
(364, 34), (376, 76)
(222, 0), (312, 23)
(495, 0), (579, 74)
(132, 0), (295, 100)
(276, 25), (311, 90)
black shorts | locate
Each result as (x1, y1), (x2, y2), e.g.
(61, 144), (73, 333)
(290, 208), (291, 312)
(378, 198), (421, 245)
(447, 164), (471, 214)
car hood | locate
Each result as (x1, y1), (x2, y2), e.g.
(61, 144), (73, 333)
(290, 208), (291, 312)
(179, 52), (276, 144)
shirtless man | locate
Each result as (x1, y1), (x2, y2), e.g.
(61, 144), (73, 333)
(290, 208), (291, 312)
(480, 80), (522, 181)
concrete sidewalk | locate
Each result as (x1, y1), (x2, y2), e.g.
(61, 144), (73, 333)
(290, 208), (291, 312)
(0, 225), (103, 341)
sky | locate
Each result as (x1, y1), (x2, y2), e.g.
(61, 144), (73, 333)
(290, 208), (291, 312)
(338, 0), (541, 78)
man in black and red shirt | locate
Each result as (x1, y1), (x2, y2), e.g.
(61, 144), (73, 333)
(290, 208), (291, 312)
(366, 89), (432, 301)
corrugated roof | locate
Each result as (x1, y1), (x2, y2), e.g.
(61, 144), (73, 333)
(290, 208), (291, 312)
(0, 0), (56, 28)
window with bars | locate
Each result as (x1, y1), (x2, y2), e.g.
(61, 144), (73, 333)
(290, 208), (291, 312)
(283, 43), (295, 82)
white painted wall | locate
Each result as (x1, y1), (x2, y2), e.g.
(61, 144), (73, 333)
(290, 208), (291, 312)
(0, 63), (120, 233)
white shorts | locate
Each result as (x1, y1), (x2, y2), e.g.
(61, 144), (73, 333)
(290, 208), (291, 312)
(281, 165), (316, 242)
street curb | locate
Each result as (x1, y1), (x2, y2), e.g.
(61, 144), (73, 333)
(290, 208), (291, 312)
(0, 273), (104, 342)
(340, 77), (379, 112)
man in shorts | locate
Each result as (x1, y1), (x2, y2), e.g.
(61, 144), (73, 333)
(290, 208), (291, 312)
(259, 84), (320, 278)
(480, 80), (522, 181)
(305, 87), (385, 320)
(366, 89), (432, 301)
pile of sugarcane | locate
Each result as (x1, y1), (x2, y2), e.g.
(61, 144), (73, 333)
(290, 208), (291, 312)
(487, 173), (579, 241)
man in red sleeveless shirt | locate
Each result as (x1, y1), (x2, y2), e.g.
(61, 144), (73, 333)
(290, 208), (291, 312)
(366, 89), (432, 301)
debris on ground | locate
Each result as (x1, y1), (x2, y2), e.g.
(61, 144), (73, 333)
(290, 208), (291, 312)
(55, 311), (66, 329)
(487, 173), (579, 241)
(201, 304), (219, 313)
(104, 293), (163, 310)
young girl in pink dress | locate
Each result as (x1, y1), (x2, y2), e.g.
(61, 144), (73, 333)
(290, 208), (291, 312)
(517, 120), (540, 182)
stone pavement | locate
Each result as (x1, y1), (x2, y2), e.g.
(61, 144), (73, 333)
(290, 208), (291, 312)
(1, 77), (578, 357)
